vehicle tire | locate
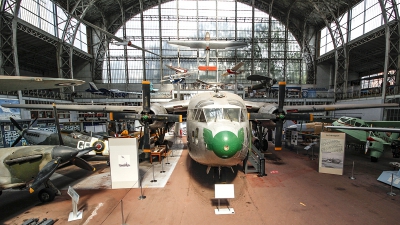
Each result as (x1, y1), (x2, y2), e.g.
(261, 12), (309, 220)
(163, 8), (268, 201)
(370, 156), (378, 162)
(38, 188), (56, 203)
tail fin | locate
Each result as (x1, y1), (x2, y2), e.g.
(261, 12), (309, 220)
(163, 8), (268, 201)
(88, 82), (100, 91)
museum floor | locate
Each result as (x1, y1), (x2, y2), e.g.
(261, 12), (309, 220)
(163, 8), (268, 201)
(1, 137), (400, 225)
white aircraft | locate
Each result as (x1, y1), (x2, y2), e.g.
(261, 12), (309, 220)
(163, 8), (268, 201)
(221, 62), (244, 77)
(0, 75), (85, 91)
(164, 64), (196, 81)
(168, 32), (247, 72)
(2, 82), (398, 178)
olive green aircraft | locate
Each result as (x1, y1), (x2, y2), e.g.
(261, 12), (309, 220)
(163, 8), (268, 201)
(0, 145), (95, 202)
(2, 82), (399, 179)
(325, 116), (400, 162)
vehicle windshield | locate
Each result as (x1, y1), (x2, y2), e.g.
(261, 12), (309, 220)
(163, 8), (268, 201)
(203, 108), (241, 122)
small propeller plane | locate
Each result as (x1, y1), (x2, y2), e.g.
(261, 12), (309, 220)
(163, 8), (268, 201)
(3, 82), (399, 179)
(324, 117), (400, 162)
(168, 32), (248, 72)
(221, 62), (244, 77)
(247, 75), (277, 92)
(165, 64), (196, 78)
(0, 145), (96, 202)
(86, 82), (142, 98)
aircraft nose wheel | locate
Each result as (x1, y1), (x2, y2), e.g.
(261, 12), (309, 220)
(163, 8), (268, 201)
(38, 188), (56, 203)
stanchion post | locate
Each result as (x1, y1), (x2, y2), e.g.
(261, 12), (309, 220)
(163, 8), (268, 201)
(349, 161), (356, 180)
(387, 173), (396, 196)
(138, 174), (146, 200)
(150, 164), (157, 182)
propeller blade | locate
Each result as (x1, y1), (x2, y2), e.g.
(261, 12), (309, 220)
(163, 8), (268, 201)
(52, 103), (64, 146)
(11, 135), (23, 147)
(278, 81), (286, 113)
(76, 147), (96, 158)
(10, 117), (23, 131)
(285, 113), (314, 121)
(248, 113), (276, 120)
(142, 81), (151, 114)
(71, 157), (95, 171)
(275, 120), (283, 150)
(29, 157), (61, 193)
(29, 117), (38, 128)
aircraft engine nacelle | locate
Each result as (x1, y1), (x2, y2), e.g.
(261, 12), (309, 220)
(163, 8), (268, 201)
(256, 104), (279, 129)
(137, 103), (168, 129)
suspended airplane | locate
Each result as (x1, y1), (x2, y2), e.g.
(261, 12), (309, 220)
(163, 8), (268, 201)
(165, 64), (196, 77)
(221, 62), (244, 77)
(162, 75), (186, 85)
(85, 82), (142, 98)
(247, 75), (277, 92)
(0, 145), (95, 202)
(3, 82), (399, 179)
(0, 75), (85, 91)
(168, 32), (247, 72)
(9, 117), (109, 156)
(324, 116), (400, 162)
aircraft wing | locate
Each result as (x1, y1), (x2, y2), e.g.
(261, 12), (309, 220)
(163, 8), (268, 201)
(325, 126), (400, 133)
(168, 40), (247, 49)
(231, 62), (244, 71)
(242, 101), (399, 113)
(0, 76), (85, 91)
(1, 100), (190, 114)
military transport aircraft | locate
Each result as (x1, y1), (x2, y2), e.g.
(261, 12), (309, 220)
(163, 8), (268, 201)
(2, 82), (399, 178)
(0, 75), (85, 91)
(168, 32), (247, 72)
(324, 116), (400, 162)
(85, 82), (142, 97)
(0, 145), (95, 202)
(9, 117), (109, 156)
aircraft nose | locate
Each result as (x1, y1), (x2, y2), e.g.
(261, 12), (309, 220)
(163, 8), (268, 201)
(52, 146), (79, 162)
(204, 130), (244, 159)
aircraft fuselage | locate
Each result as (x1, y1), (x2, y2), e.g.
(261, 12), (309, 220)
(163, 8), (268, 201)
(186, 91), (249, 167)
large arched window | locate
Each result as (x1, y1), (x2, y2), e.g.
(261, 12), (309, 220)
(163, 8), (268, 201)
(105, 0), (306, 85)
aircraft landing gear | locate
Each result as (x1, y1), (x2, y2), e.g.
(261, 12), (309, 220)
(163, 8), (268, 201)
(38, 188), (55, 203)
(213, 167), (227, 184)
(371, 156), (378, 162)
(37, 180), (60, 203)
(391, 140), (400, 158)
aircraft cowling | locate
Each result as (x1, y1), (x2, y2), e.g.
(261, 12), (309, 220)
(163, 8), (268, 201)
(137, 103), (168, 129)
(257, 104), (279, 129)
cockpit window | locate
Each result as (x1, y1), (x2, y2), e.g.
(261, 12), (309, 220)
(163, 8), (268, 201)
(202, 108), (241, 122)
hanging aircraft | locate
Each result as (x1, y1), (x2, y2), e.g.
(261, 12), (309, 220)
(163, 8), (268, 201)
(85, 82), (142, 98)
(165, 64), (196, 77)
(221, 62), (244, 77)
(0, 145), (95, 202)
(3, 82), (399, 178)
(0, 75), (85, 91)
(167, 32), (248, 72)
(247, 75), (277, 92)
(195, 79), (227, 90)
(323, 116), (400, 162)
(9, 117), (109, 156)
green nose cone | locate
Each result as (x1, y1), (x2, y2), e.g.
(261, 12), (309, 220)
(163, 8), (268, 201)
(203, 128), (244, 159)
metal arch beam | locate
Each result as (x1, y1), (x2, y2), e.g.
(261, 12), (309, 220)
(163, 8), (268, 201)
(91, 5), (109, 82)
(308, 0), (348, 101)
(57, 0), (96, 95)
(379, 0), (400, 99)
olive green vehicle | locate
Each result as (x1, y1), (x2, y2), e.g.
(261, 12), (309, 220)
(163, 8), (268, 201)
(0, 145), (95, 202)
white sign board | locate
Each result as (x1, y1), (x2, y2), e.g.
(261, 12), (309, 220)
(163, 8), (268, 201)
(319, 132), (346, 175)
(109, 138), (140, 188)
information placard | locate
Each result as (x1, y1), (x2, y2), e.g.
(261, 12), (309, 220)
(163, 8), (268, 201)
(319, 132), (346, 175)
